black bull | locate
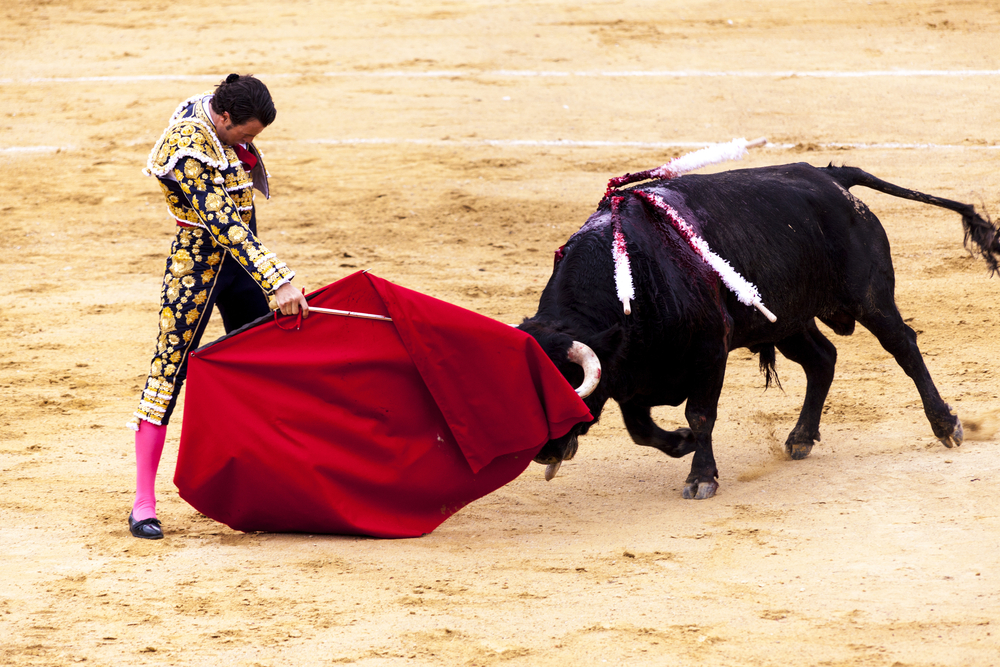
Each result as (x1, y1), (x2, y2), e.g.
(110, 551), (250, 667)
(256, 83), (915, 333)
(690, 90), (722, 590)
(519, 163), (1000, 500)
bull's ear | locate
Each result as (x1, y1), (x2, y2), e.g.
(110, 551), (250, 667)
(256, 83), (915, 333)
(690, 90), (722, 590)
(584, 324), (623, 360)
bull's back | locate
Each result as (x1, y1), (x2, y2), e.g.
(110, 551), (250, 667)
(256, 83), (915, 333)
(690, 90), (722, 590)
(634, 163), (890, 342)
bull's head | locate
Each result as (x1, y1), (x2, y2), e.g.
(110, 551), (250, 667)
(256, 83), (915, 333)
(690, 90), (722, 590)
(535, 341), (600, 480)
(519, 320), (620, 480)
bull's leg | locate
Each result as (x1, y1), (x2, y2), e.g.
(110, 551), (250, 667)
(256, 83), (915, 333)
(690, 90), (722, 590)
(680, 393), (723, 500)
(622, 343), (727, 500)
(668, 338), (729, 500)
(621, 394), (722, 500)
(858, 310), (963, 447)
(775, 322), (838, 460)
(681, 351), (728, 500)
(621, 402), (697, 457)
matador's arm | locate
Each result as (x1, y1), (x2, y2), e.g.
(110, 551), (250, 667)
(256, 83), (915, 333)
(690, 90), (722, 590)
(171, 155), (294, 293)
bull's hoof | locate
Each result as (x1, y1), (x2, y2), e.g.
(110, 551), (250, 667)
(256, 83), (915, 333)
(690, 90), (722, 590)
(682, 481), (719, 500)
(786, 441), (814, 460)
(938, 418), (964, 449)
(785, 428), (819, 460)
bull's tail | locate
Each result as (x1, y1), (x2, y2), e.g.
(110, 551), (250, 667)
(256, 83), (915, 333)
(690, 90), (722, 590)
(755, 344), (782, 391)
(825, 165), (1000, 275)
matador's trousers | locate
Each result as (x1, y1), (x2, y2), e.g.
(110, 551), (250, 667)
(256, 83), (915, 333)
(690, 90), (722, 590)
(129, 224), (270, 430)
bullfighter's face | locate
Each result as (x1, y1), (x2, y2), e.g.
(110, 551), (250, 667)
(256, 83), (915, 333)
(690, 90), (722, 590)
(213, 112), (265, 147)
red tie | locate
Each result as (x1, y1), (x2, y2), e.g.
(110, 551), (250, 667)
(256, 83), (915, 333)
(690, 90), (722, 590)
(233, 144), (258, 171)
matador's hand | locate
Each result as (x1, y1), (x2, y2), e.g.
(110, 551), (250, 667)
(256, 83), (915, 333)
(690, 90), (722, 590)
(274, 282), (310, 318)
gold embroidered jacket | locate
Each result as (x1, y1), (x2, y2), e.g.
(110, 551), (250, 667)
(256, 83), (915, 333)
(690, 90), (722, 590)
(144, 93), (293, 293)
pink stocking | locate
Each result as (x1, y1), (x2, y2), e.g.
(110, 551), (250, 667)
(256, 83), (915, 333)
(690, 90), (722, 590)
(132, 421), (167, 521)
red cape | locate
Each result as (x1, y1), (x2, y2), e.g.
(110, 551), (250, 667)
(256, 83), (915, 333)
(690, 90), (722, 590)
(174, 272), (592, 537)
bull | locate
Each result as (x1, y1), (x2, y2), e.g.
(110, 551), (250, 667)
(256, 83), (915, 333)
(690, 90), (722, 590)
(519, 163), (1000, 499)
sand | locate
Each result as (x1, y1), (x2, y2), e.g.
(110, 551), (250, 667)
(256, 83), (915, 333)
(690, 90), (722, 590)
(2, 0), (999, 664)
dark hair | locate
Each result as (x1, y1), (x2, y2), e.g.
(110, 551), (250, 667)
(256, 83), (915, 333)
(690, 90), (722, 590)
(211, 74), (276, 127)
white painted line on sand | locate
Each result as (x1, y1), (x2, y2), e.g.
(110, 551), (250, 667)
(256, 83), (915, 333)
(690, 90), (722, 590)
(0, 145), (67, 154)
(481, 69), (1000, 78)
(303, 138), (713, 149)
(303, 138), (1000, 151)
(4, 139), (998, 155)
(3, 69), (1000, 85)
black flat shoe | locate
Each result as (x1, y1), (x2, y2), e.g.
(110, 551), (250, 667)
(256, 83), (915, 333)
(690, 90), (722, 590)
(129, 513), (164, 540)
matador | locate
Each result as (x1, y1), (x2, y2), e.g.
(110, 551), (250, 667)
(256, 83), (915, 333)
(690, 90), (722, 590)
(127, 74), (309, 540)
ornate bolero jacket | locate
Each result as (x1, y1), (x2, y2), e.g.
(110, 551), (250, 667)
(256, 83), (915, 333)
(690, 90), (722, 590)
(144, 93), (293, 293)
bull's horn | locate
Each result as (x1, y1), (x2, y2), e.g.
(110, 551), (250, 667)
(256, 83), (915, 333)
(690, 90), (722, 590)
(567, 341), (601, 398)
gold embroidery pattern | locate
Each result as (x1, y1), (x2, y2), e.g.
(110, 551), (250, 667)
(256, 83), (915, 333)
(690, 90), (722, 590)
(227, 226), (248, 244)
(145, 116), (228, 178)
(204, 192), (224, 212)
(159, 307), (176, 333)
(128, 376), (177, 430)
(183, 159), (204, 179)
(165, 279), (181, 302)
(169, 249), (195, 277)
(228, 187), (254, 210)
(169, 155), (294, 292)
(131, 228), (222, 428)
(224, 170), (251, 191)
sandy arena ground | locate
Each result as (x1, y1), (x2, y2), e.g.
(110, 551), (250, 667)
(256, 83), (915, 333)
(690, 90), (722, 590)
(2, 1), (1000, 665)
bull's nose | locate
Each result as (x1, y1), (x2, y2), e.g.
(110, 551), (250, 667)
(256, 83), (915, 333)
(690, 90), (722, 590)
(563, 435), (579, 460)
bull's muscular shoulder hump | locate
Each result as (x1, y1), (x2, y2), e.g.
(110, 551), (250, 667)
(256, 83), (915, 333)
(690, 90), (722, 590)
(706, 161), (820, 185)
(144, 118), (229, 177)
(664, 162), (836, 200)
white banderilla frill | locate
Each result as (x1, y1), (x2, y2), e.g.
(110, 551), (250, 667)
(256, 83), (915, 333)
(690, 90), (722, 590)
(636, 190), (777, 322)
(610, 196), (635, 315)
